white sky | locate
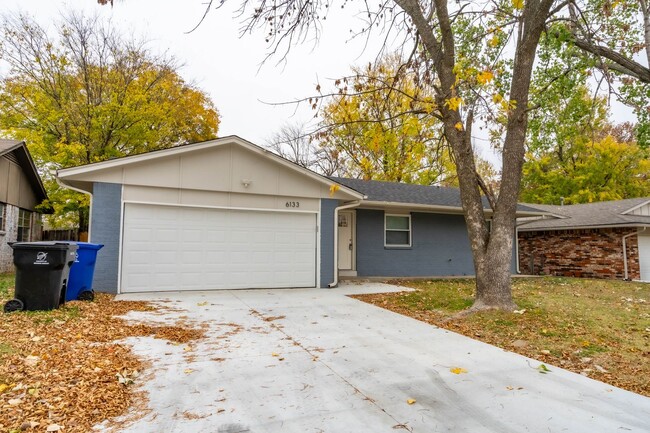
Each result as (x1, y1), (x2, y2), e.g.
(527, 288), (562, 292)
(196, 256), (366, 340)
(0, 0), (391, 147)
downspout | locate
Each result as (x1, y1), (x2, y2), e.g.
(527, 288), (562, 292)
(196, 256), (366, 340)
(623, 227), (647, 281)
(328, 200), (362, 288)
(515, 225), (520, 274)
(54, 172), (93, 240)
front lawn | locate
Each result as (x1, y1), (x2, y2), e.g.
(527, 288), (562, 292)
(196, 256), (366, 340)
(0, 273), (204, 432)
(353, 277), (649, 397)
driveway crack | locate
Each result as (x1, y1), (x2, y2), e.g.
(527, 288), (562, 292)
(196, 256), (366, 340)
(239, 300), (413, 432)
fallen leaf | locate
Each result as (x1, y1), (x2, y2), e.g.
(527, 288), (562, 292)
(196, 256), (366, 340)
(537, 364), (551, 374)
(406, 398), (416, 405)
(450, 367), (468, 374)
(513, 309), (526, 314)
(271, 352), (280, 357)
(8, 398), (22, 406)
(197, 301), (209, 306)
(46, 424), (62, 432)
(24, 355), (40, 367)
(506, 386), (514, 390)
(184, 369), (194, 374)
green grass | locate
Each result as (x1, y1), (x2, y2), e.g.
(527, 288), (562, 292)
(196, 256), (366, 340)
(0, 273), (14, 301)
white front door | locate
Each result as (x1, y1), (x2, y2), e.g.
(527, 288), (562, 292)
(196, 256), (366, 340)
(639, 235), (650, 282)
(337, 211), (354, 270)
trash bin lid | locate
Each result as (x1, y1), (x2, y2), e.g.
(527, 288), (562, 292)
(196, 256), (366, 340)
(75, 242), (104, 250)
(10, 241), (79, 251)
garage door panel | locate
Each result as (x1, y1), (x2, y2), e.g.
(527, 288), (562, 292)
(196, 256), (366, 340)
(121, 204), (317, 292)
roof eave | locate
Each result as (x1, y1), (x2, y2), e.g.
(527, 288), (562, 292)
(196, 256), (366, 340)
(518, 223), (650, 232)
(360, 200), (545, 217)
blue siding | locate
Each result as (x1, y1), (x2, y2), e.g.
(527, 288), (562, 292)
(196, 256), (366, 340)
(356, 209), (476, 277)
(319, 199), (338, 287)
(90, 182), (121, 293)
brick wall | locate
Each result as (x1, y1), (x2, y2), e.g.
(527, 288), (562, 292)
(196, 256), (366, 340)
(518, 227), (640, 280)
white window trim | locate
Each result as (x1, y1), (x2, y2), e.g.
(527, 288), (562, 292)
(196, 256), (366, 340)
(0, 203), (5, 232)
(384, 213), (412, 247)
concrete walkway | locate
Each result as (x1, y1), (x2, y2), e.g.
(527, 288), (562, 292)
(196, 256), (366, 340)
(103, 282), (650, 432)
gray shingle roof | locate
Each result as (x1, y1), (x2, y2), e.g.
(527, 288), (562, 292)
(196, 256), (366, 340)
(330, 177), (541, 213)
(0, 139), (23, 155)
(518, 198), (650, 231)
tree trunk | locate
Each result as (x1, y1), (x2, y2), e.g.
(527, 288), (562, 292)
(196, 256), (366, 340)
(394, 0), (554, 311)
(472, 221), (517, 310)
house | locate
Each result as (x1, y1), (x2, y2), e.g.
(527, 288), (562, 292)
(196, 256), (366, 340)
(517, 199), (650, 281)
(0, 140), (47, 272)
(56, 135), (542, 293)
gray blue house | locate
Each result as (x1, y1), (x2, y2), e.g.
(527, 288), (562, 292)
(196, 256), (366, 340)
(56, 136), (540, 293)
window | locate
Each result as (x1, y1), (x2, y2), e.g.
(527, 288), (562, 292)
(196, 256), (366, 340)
(385, 214), (411, 247)
(17, 209), (31, 242)
(0, 203), (5, 231)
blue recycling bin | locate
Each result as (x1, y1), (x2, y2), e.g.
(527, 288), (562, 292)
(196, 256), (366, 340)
(66, 242), (104, 301)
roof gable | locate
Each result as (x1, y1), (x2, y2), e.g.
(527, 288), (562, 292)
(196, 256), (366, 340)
(57, 136), (363, 200)
(621, 199), (650, 216)
(0, 139), (48, 208)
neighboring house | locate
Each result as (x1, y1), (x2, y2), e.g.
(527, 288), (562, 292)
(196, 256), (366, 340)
(518, 199), (650, 281)
(0, 140), (47, 272)
(56, 135), (542, 294)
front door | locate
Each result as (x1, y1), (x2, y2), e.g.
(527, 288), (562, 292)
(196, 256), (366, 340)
(337, 211), (354, 270)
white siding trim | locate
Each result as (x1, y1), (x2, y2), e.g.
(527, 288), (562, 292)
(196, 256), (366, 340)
(121, 199), (318, 215)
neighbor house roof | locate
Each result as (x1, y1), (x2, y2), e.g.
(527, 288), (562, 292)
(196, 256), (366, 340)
(331, 177), (543, 216)
(518, 198), (650, 231)
(0, 139), (48, 202)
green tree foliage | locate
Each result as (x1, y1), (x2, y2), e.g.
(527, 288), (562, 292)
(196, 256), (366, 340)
(0, 12), (220, 229)
(523, 31), (650, 204)
(316, 56), (456, 185)
(522, 133), (650, 204)
(553, 0), (650, 147)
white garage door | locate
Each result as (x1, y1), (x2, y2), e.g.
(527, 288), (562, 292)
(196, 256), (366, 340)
(639, 235), (650, 282)
(120, 203), (317, 292)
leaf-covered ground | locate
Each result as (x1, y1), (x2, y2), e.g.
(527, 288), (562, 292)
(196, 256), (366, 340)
(0, 273), (204, 433)
(352, 277), (650, 397)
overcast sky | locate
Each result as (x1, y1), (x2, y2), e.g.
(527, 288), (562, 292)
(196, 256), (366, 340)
(0, 0), (392, 147)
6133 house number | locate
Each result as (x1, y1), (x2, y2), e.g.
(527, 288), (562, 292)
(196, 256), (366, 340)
(285, 201), (300, 208)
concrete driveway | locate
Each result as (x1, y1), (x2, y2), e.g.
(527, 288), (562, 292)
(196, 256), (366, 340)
(106, 282), (649, 433)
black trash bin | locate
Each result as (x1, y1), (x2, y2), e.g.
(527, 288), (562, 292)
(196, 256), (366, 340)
(3, 242), (79, 313)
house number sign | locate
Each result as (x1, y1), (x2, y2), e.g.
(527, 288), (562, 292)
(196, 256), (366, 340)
(285, 201), (300, 208)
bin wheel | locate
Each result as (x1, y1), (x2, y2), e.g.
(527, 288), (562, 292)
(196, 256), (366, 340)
(4, 299), (24, 313)
(78, 290), (95, 301)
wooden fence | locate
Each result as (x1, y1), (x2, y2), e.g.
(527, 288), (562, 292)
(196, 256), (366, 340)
(42, 229), (80, 241)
